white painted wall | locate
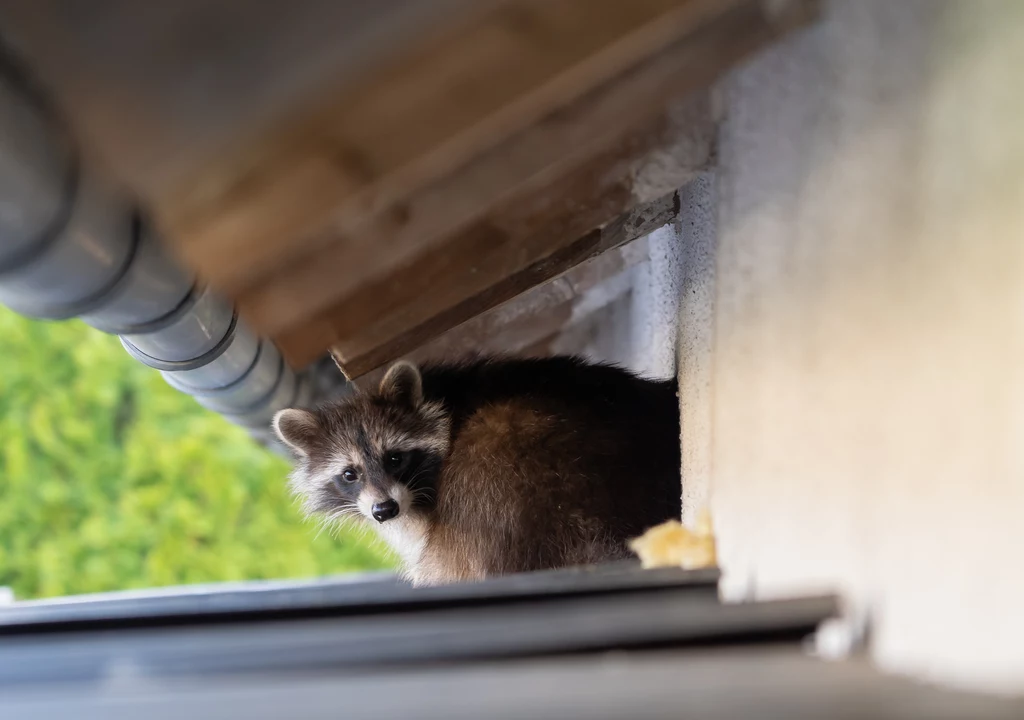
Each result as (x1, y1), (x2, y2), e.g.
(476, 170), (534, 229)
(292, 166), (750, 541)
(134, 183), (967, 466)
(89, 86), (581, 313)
(626, 223), (684, 380)
(707, 0), (1023, 695)
(582, 0), (1024, 696)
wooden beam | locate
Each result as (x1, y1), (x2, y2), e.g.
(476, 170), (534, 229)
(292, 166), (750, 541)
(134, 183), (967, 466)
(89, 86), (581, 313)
(170, 0), (740, 297)
(263, 1), (816, 375)
(0, 0), (491, 207)
(320, 188), (677, 378)
(414, 237), (647, 359)
(1, 0), (818, 376)
(224, 0), (758, 340)
(243, 66), (714, 343)
(0, 0), (736, 292)
(350, 238), (643, 392)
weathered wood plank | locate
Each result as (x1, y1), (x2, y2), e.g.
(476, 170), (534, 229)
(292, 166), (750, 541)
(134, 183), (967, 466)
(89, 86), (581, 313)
(167, 0), (735, 297)
(0, 0), (486, 205)
(0, 0), (818, 375)
(412, 239), (649, 360)
(261, 1), (816, 373)
(221, 0), (748, 339)
(324, 190), (678, 378)
(352, 237), (649, 390)
(0, 0), (732, 292)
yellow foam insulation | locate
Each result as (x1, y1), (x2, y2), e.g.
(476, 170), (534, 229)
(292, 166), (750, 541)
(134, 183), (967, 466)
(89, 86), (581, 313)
(628, 509), (717, 570)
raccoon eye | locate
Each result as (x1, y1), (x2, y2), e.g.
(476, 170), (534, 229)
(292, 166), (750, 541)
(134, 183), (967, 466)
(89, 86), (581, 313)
(335, 468), (359, 485)
(383, 451), (408, 473)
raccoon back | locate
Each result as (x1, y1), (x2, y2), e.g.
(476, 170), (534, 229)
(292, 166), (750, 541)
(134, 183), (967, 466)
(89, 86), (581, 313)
(419, 356), (681, 579)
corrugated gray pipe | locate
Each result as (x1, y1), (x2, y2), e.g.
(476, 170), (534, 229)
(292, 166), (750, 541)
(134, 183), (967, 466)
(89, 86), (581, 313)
(0, 45), (336, 452)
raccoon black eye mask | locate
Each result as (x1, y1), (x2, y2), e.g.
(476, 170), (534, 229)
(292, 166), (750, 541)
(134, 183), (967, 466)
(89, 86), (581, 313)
(274, 355), (681, 586)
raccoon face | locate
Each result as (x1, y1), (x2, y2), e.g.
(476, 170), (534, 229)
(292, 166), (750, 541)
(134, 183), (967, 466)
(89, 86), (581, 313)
(273, 362), (450, 528)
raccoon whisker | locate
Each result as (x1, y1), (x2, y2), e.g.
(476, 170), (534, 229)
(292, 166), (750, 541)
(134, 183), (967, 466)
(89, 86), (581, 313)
(313, 504), (363, 537)
(312, 516), (333, 542)
(406, 481), (433, 498)
(316, 513), (361, 540)
(409, 487), (436, 508)
(404, 469), (428, 488)
(405, 468), (437, 496)
(343, 522), (375, 546)
(315, 507), (352, 532)
(410, 482), (436, 497)
(325, 507), (362, 522)
(323, 512), (376, 545)
(410, 481), (435, 497)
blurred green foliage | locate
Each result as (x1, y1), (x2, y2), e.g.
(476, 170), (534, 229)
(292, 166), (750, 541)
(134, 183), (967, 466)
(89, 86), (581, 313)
(0, 307), (393, 600)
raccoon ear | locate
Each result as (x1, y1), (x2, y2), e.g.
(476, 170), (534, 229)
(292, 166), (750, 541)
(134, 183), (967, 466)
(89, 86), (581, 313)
(272, 408), (320, 457)
(379, 360), (423, 409)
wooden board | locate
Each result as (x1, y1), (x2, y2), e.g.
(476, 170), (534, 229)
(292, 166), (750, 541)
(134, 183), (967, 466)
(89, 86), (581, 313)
(410, 237), (651, 361)
(256, 0), (816, 374)
(0, 0), (818, 374)
(352, 236), (649, 390)
(0, 0), (495, 213)
(0, 0), (727, 290)
(319, 187), (682, 378)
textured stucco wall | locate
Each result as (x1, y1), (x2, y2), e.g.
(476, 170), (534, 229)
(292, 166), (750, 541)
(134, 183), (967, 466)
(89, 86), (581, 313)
(704, 0), (1024, 694)
(627, 223), (683, 380)
(673, 175), (716, 528)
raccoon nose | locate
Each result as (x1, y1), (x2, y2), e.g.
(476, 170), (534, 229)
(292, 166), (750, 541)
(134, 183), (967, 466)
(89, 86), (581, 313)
(372, 499), (400, 523)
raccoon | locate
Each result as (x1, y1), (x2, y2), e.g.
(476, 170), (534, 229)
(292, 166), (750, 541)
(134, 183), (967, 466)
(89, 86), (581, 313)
(273, 355), (681, 586)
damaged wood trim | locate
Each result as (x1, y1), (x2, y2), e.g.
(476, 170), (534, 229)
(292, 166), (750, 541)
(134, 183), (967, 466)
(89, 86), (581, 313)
(364, 229), (650, 387)
(167, 0), (740, 295)
(326, 191), (677, 378)
(259, 0), (818, 373)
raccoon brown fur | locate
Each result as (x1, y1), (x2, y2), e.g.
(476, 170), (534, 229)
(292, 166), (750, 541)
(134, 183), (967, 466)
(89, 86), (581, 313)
(273, 355), (681, 586)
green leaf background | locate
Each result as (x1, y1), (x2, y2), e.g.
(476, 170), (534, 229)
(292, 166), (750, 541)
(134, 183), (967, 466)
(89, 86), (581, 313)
(0, 307), (393, 600)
